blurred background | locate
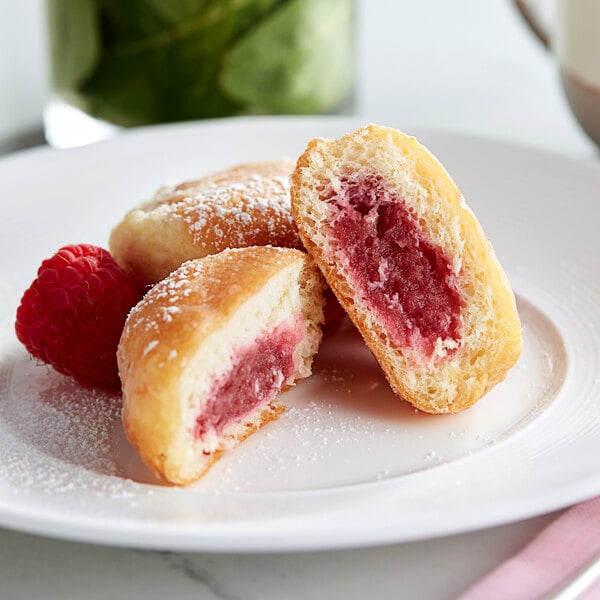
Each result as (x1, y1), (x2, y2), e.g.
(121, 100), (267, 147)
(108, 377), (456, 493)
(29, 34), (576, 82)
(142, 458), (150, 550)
(0, 0), (47, 151)
(1, 0), (595, 156)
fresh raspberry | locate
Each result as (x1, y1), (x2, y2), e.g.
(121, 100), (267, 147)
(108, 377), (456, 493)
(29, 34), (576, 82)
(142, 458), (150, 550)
(15, 244), (141, 391)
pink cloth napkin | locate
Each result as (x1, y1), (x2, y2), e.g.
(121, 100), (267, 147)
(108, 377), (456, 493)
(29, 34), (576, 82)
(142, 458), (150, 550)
(459, 497), (600, 600)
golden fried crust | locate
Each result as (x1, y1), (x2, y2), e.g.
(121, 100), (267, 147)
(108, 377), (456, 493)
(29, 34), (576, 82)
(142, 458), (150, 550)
(118, 246), (325, 485)
(109, 161), (303, 290)
(291, 125), (523, 414)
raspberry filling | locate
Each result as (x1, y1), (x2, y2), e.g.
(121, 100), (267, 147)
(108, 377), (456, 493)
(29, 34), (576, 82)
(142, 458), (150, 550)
(195, 322), (302, 437)
(324, 174), (461, 359)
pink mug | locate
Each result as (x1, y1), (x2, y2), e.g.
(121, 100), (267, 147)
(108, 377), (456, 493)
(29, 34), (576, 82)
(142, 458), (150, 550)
(515, 0), (600, 147)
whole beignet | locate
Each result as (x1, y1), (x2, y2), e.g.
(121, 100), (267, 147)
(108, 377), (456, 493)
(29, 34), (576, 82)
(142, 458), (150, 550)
(110, 161), (302, 289)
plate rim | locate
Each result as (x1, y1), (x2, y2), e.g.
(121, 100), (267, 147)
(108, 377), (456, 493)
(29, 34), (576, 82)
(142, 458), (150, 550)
(2, 114), (600, 552)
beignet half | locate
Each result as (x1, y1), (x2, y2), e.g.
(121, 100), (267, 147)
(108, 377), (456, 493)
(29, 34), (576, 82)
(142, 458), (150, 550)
(118, 246), (325, 485)
(291, 124), (522, 413)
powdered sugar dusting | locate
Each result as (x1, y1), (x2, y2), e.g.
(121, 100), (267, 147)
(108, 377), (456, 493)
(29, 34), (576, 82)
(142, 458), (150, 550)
(0, 297), (561, 498)
(189, 311), (556, 493)
(0, 353), (156, 499)
(122, 259), (205, 347)
(121, 247), (297, 353)
(149, 172), (301, 249)
(143, 340), (159, 355)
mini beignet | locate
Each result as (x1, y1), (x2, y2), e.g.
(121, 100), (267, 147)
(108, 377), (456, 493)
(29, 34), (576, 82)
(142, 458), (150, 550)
(110, 161), (302, 290)
(291, 125), (522, 414)
(117, 246), (325, 485)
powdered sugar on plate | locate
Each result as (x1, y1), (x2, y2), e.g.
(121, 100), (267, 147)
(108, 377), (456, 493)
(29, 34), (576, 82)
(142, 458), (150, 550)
(0, 351), (156, 501)
(192, 300), (564, 493)
(0, 297), (564, 496)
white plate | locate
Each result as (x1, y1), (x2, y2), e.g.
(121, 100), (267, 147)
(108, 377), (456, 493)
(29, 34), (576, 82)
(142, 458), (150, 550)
(1, 116), (599, 552)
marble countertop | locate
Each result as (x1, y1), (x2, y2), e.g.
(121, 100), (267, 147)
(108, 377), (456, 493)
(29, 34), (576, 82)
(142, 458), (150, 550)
(1, 1), (598, 598)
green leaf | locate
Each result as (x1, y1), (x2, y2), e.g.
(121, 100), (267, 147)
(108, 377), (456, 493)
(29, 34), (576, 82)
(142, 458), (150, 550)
(47, 0), (100, 90)
(140, 0), (214, 24)
(220, 0), (355, 114)
(74, 0), (284, 125)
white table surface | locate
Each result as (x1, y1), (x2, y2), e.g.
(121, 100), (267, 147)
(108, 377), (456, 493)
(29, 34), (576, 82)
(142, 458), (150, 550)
(1, 1), (598, 598)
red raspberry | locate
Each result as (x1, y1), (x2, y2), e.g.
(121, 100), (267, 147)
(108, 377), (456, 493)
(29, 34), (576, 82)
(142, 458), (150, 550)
(15, 244), (141, 391)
